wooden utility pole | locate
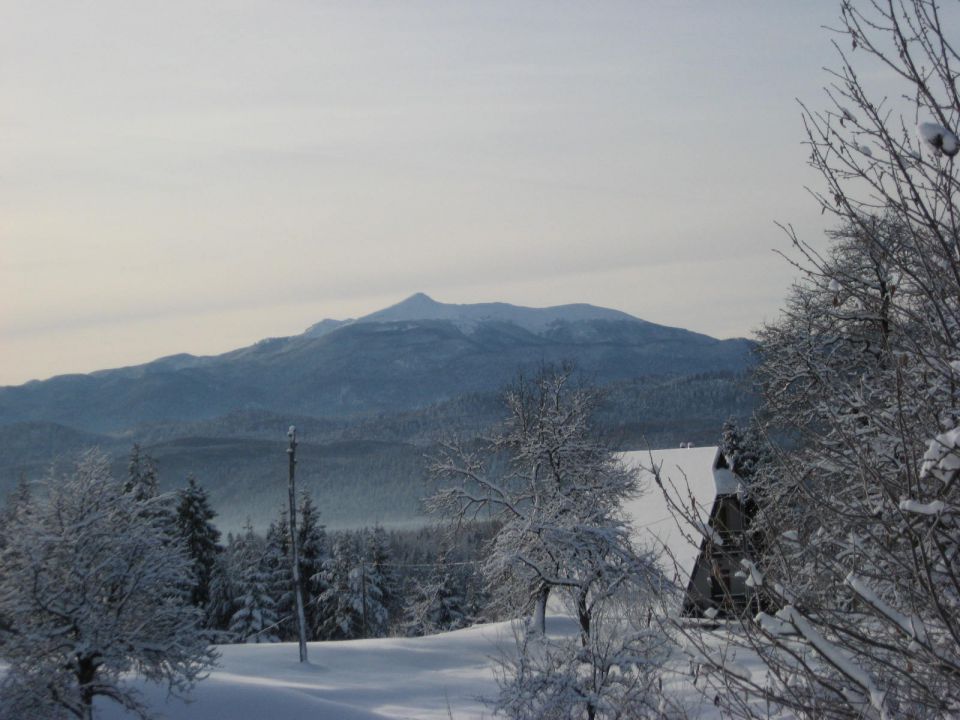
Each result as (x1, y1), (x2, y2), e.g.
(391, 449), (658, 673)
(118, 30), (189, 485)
(286, 426), (309, 663)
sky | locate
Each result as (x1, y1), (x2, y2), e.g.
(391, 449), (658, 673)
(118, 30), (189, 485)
(2, 1), (848, 386)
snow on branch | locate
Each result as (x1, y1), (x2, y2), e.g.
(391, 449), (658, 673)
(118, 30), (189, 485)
(777, 605), (889, 719)
(917, 121), (960, 158)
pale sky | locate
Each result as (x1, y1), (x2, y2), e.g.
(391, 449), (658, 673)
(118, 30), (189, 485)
(3, 1), (846, 386)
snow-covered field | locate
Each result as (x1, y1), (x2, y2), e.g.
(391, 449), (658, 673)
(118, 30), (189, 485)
(0, 615), (764, 719)
(91, 619), (514, 720)
(79, 616), (751, 720)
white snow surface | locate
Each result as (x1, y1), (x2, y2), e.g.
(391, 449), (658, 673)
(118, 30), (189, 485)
(91, 620), (520, 719)
(0, 616), (757, 719)
(621, 447), (729, 589)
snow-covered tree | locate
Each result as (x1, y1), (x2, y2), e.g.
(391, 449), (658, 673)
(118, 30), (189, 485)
(675, 3), (960, 718)
(431, 368), (651, 628)
(228, 523), (279, 644)
(365, 525), (400, 634)
(124, 443), (158, 500)
(404, 552), (472, 636)
(0, 450), (216, 720)
(718, 417), (769, 483)
(430, 367), (661, 719)
(261, 510), (294, 640)
(349, 555), (389, 639)
(204, 550), (236, 633)
(0, 476), (31, 553)
(124, 444), (176, 536)
(317, 534), (363, 640)
(174, 476), (222, 610)
(297, 492), (329, 638)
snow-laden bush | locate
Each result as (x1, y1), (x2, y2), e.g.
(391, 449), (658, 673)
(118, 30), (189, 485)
(493, 590), (671, 720)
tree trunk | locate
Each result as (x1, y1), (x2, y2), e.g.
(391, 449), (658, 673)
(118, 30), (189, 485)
(576, 590), (590, 648)
(76, 655), (96, 720)
(530, 584), (549, 635)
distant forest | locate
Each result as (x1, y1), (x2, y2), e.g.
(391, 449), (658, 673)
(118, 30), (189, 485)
(0, 371), (755, 531)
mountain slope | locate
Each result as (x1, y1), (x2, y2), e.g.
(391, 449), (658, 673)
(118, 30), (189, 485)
(0, 294), (753, 434)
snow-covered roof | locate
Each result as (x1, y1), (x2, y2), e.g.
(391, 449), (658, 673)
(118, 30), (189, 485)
(621, 446), (735, 588)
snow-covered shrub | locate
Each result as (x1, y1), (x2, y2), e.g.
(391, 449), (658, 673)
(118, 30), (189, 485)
(493, 594), (670, 720)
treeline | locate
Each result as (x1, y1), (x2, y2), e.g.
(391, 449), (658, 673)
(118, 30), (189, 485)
(128, 372), (755, 449)
(206, 507), (499, 643)
(139, 448), (502, 644)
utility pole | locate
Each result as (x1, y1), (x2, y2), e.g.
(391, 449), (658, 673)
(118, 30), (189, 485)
(286, 426), (309, 663)
(360, 558), (368, 639)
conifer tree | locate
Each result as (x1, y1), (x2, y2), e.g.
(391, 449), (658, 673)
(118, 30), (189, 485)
(0, 476), (30, 553)
(317, 534), (363, 640)
(297, 492), (328, 638)
(205, 551), (236, 633)
(404, 551), (470, 636)
(366, 525), (399, 632)
(124, 443), (158, 500)
(124, 443), (175, 534)
(228, 523), (279, 643)
(262, 510), (294, 641)
(175, 475), (222, 609)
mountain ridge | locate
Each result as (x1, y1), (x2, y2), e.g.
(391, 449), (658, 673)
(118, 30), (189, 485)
(4, 293), (747, 392)
(0, 292), (755, 435)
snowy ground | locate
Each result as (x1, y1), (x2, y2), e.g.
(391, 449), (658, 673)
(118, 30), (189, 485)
(93, 619), (518, 720)
(3, 616), (764, 719)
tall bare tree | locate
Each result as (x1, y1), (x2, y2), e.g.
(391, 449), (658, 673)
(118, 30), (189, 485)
(673, 3), (960, 718)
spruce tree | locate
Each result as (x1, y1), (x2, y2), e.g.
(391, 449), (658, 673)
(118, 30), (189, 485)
(205, 552), (236, 633)
(366, 525), (399, 633)
(263, 510), (294, 640)
(297, 492), (328, 638)
(124, 443), (158, 500)
(124, 443), (175, 533)
(175, 476), (222, 609)
(317, 534), (362, 640)
(228, 523), (279, 643)
(405, 551), (470, 636)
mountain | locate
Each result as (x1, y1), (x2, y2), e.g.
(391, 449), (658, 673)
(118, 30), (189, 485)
(0, 294), (756, 529)
(0, 294), (753, 433)
(356, 292), (640, 331)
